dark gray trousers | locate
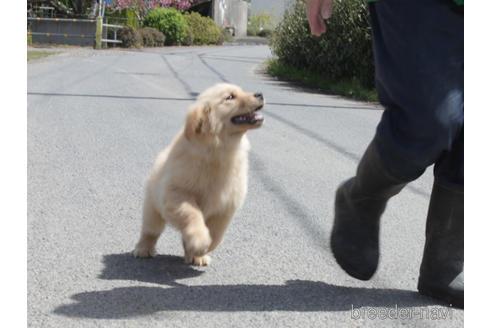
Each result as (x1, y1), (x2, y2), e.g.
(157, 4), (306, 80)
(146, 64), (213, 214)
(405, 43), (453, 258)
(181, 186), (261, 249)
(369, 0), (464, 188)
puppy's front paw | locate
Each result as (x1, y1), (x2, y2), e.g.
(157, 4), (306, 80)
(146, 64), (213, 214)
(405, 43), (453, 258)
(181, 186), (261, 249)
(133, 246), (156, 258)
(185, 254), (211, 266)
(182, 227), (212, 258)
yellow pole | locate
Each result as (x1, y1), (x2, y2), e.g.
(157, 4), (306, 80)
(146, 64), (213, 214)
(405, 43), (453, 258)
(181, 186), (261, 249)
(95, 15), (102, 49)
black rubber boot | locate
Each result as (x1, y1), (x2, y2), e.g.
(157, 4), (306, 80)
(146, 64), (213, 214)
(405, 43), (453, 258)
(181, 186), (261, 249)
(330, 141), (408, 280)
(418, 181), (464, 308)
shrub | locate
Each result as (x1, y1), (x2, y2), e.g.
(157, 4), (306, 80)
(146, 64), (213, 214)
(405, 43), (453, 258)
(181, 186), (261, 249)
(182, 25), (194, 46)
(257, 29), (273, 38)
(138, 27), (166, 47)
(248, 12), (275, 36)
(221, 28), (234, 43)
(144, 8), (187, 45)
(118, 25), (142, 48)
(270, 0), (374, 88)
(183, 12), (223, 45)
(215, 30), (225, 45)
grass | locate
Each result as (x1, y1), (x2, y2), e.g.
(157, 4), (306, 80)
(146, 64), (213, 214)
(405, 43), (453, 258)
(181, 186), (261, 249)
(30, 42), (85, 48)
(265, 58), (378, 102)
(27, 50), (57, 61)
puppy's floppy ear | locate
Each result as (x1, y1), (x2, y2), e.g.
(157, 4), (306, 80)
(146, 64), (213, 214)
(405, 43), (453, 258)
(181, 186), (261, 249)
(184, 101), (212, 140)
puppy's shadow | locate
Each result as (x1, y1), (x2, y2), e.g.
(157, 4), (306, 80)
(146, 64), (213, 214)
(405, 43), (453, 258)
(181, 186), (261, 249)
(99, 253), (204, 286)
(53, 253), (451, 319)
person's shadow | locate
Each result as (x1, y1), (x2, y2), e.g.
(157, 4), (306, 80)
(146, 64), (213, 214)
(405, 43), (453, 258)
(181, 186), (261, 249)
(53, 253), (447, 319)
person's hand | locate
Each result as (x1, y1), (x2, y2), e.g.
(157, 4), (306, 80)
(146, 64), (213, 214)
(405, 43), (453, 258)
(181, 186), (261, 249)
(306, 0), (334, 36)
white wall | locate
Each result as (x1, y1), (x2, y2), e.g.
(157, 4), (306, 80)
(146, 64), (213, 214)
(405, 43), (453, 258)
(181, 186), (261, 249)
(212, 0), (249, 37)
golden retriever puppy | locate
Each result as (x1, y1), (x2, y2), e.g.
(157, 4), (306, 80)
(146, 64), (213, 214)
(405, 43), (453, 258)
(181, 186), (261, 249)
(133, 83), (264, 266)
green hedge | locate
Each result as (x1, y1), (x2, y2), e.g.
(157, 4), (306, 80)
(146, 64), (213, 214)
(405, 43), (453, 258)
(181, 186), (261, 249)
(183, 12), (223, 45)
(270, 0), (374, 88)
(143, 8), (187, 45)
(138, 27), (166, 47)
(118, 25), (141, 48)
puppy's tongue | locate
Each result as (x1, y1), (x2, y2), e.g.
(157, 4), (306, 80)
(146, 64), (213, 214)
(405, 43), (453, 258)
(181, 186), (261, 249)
(250, 113), (263, 121)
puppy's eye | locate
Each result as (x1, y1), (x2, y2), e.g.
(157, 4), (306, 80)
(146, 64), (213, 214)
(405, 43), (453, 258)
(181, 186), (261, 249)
(226, 94), (235, 100)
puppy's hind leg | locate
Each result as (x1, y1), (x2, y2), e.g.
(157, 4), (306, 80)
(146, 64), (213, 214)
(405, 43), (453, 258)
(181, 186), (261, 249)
(133, 193), (165, 258)
(205, 212), (234, 253)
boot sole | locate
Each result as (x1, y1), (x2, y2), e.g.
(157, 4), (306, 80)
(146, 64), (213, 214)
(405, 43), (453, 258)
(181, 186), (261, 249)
(330, 242), (375, 280)
(417, 280), (464, 309)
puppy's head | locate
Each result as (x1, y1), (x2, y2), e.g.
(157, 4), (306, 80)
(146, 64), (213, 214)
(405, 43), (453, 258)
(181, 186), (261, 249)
(184, 83), (264, 141)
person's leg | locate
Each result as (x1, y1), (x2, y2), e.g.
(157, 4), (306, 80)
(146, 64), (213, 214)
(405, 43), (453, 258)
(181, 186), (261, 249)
(372, 1), (464, 306)
(418, 128), (464, 308)
(372, 0), (463, 179)
(331, 0), (463, 291)
(331, 140), (407, 280)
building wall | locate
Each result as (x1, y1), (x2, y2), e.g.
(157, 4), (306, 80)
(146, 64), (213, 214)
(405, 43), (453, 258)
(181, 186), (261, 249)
(212, 0), (248, 37)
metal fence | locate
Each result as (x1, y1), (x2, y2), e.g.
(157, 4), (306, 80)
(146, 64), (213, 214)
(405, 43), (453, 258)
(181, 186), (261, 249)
(27, 2), (123, 48)
(101, 22), (123, 45)
(28, 16), (122, 47)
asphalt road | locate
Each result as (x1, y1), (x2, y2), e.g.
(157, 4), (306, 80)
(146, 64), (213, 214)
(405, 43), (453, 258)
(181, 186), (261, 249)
(27, 45), (464, 328)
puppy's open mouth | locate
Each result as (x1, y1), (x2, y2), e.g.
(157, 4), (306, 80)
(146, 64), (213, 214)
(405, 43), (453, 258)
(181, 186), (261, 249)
(231, 105), (264, 125)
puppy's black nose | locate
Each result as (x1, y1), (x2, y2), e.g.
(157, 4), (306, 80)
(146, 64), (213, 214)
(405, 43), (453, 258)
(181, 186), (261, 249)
(254, 92), (264, 100)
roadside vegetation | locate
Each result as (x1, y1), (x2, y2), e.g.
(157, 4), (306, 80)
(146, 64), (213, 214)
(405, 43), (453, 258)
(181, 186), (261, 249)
(27, 50), (57, 61)
(266, 58), (377, 102)
(183, 11), (224, 46)
(268, 0), (377, 102)
(29, 1), (230, 49)
(108, 7), (229, 48)
(247, 12), (276, 38)
(110, 8), (228, 48)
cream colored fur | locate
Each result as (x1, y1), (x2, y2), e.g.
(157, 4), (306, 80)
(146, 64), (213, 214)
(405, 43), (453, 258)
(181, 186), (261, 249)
(133, 83), (264, 265)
